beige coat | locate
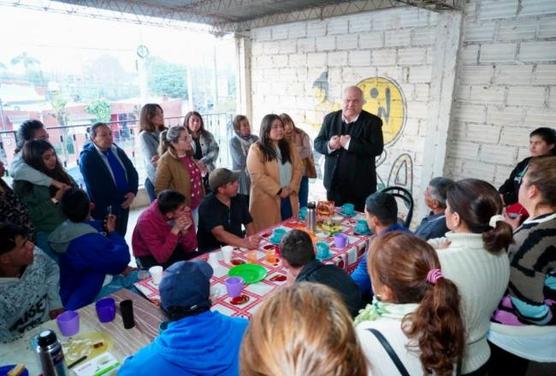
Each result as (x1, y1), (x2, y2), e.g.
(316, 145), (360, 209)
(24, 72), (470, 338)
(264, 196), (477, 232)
(247, 142), (303, 231)
(155, 149), (203, 207)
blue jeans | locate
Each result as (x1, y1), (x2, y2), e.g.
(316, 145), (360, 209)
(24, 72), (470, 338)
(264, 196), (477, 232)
(298, 176), (309, 208)
(144, 178), (157, 203)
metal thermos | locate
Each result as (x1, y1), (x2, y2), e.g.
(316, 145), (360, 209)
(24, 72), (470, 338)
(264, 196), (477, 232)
(306, 202), (316, 233)
(35, 330), (68, 376)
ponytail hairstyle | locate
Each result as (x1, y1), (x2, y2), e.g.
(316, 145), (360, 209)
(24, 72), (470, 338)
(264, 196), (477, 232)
(446, 178), (513, 253)
(158, 126), (192, 157)
(369, 232), (465, 376)
(257, 114), (292, 164)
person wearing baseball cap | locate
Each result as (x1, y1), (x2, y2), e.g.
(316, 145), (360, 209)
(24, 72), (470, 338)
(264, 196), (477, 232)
(119, 260), (248, 375)
(197, 168), (260, 252)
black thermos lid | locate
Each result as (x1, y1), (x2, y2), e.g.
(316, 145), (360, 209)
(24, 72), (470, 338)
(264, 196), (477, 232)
(37, 330), (57, 347)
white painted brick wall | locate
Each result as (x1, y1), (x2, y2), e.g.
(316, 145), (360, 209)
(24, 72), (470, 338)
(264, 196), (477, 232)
(519, 41), (556, 61)
(249, 0), (555, 209)
(448, 0), (556, 184)
(507, 86), (546, 107)
(480, 43), (516, 63)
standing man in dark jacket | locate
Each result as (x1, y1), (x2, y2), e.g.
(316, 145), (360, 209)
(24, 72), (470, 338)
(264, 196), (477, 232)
(79, 122), (138, 235)
(280, 229), (363, 318)
(314, 86), (383, 212)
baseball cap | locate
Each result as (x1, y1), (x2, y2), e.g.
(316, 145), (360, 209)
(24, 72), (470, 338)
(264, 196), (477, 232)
(159, 260), (214, 313)
(209, 168), (240, 191)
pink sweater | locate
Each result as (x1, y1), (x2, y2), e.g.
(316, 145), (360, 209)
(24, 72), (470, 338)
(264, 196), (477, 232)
(132, 201), (197, 263)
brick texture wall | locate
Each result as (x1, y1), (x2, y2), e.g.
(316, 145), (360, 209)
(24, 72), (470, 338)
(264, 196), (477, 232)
(446, 0), (556, 186)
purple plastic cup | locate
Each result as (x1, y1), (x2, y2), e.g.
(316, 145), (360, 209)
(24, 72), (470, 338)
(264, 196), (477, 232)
(95, 297), (116, 323)
(334, 233), (348, 248)
(56, 310), (80, 337)
(225, 277), (244, 298)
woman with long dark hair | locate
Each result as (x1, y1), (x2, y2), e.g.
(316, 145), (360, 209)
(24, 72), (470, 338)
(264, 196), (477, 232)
(246, 114), (302, 231)
(139, 103), (166, 202)
(155, 126), (203, 226)
(356, 232), (465, 376)
(13, 140), (75, 257)
(280, 113), (315, 208)
(229, 115), (258, 197)
(184, 111), (219, 191)
(429, 178), (513, 375)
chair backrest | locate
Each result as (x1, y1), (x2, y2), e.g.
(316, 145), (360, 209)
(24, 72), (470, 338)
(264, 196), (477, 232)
(380, 186), (414, 228)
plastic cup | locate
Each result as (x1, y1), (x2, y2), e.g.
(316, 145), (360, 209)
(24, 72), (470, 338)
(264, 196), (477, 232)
(56, 310), (80, 337)
(342, 203), (355, 215)
(221, 247), (233, 264)
(265, 248), (277, 264)
(149, 266), (164, 285)
(246, 250), (258, 264)
(355, 219), (370, 234)
(316, 242), (330, 260)
(225, 277), (244, 298)
(273, 228), (287, 241)
(334, 233), (348, 248)
(95, 297), (116, 323)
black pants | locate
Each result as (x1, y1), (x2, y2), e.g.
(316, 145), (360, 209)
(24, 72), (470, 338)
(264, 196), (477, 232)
(487, 341), (529, 376)
(327, 188), (369, 213)
(116, 208), (129, 237)
(137, 245), (201, 270)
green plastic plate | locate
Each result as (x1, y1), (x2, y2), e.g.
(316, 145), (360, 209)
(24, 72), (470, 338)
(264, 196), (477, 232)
(228, 264), (268, 284)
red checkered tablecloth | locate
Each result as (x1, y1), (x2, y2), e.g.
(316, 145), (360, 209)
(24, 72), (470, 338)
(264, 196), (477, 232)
(134, 213), (369, 318)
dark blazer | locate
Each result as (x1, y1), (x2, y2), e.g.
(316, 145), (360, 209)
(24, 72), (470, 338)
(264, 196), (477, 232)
(499, 157), (530, 206)
(296, 260), (363, 318)
(314, 110), (383, 198)
(79, 143), (138, 220)
(414, 212), (449, 241)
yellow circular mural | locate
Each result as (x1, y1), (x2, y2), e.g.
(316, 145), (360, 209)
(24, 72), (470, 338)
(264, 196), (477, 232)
(357, 77), (406, 145)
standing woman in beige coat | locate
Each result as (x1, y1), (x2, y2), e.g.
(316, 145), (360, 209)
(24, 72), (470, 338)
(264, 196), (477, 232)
(247, 114), (303, 231)
(155, 126), (204, 227)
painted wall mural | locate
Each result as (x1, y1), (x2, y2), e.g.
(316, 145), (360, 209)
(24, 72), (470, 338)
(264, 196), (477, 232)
(311, 72), (414, 194)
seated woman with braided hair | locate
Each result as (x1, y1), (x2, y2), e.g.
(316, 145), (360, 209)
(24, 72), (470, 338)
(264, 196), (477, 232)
(355, 232), (465, 376)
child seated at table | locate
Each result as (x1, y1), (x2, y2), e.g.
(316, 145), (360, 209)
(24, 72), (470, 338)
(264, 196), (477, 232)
(280, 229), (363, 317)
(0, 223), (63, 342)
(119, 260), (248, 376)
(48, 188), (137, 310)
(240, 282), (368, 375)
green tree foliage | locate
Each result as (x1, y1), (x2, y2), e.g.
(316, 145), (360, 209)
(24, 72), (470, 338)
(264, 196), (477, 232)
(146, 57), (188, 99)
(86, 98), (112, 122)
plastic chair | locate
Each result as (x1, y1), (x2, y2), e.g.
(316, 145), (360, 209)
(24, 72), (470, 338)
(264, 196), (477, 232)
(380, 186), (414, 228)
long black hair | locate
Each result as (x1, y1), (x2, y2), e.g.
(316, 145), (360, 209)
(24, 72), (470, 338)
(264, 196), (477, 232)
(256, 114), (292, 164)
(15, 119), (45, 153)
(22, 140), (74, 186)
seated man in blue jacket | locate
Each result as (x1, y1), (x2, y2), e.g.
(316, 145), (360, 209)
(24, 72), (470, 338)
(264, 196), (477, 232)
(414, 177), (453, 240)
(119, 260), (248, 376)
(351, 192), (408, 301)
(49, 188), (135, 310)
(280, 229), (362, 318)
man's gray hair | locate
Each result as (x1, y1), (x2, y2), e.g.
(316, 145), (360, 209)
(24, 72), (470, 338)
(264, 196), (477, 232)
(344, 85), (364, 99)
(428, 177), (454, 208)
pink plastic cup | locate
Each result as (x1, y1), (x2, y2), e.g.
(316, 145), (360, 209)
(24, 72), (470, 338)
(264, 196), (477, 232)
(225, 277), (244, 298)
(56, 310), (80, 337)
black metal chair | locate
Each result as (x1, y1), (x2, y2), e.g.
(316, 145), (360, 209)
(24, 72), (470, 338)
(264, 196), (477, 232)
(380, 186), (414, 228)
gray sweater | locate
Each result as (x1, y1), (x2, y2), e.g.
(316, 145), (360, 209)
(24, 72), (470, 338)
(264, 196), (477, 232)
(138, 130), (162, 182)
(0, 247), (63, 342)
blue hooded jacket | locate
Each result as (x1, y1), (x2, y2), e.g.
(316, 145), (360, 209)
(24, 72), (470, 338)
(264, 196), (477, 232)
(49, 220), (130, 310)
(351, 223), (409, 296)
(119, 310), (248, 376)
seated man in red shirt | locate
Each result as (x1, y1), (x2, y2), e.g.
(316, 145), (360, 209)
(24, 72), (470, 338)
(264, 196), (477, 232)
(132, 190), (197, 269)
